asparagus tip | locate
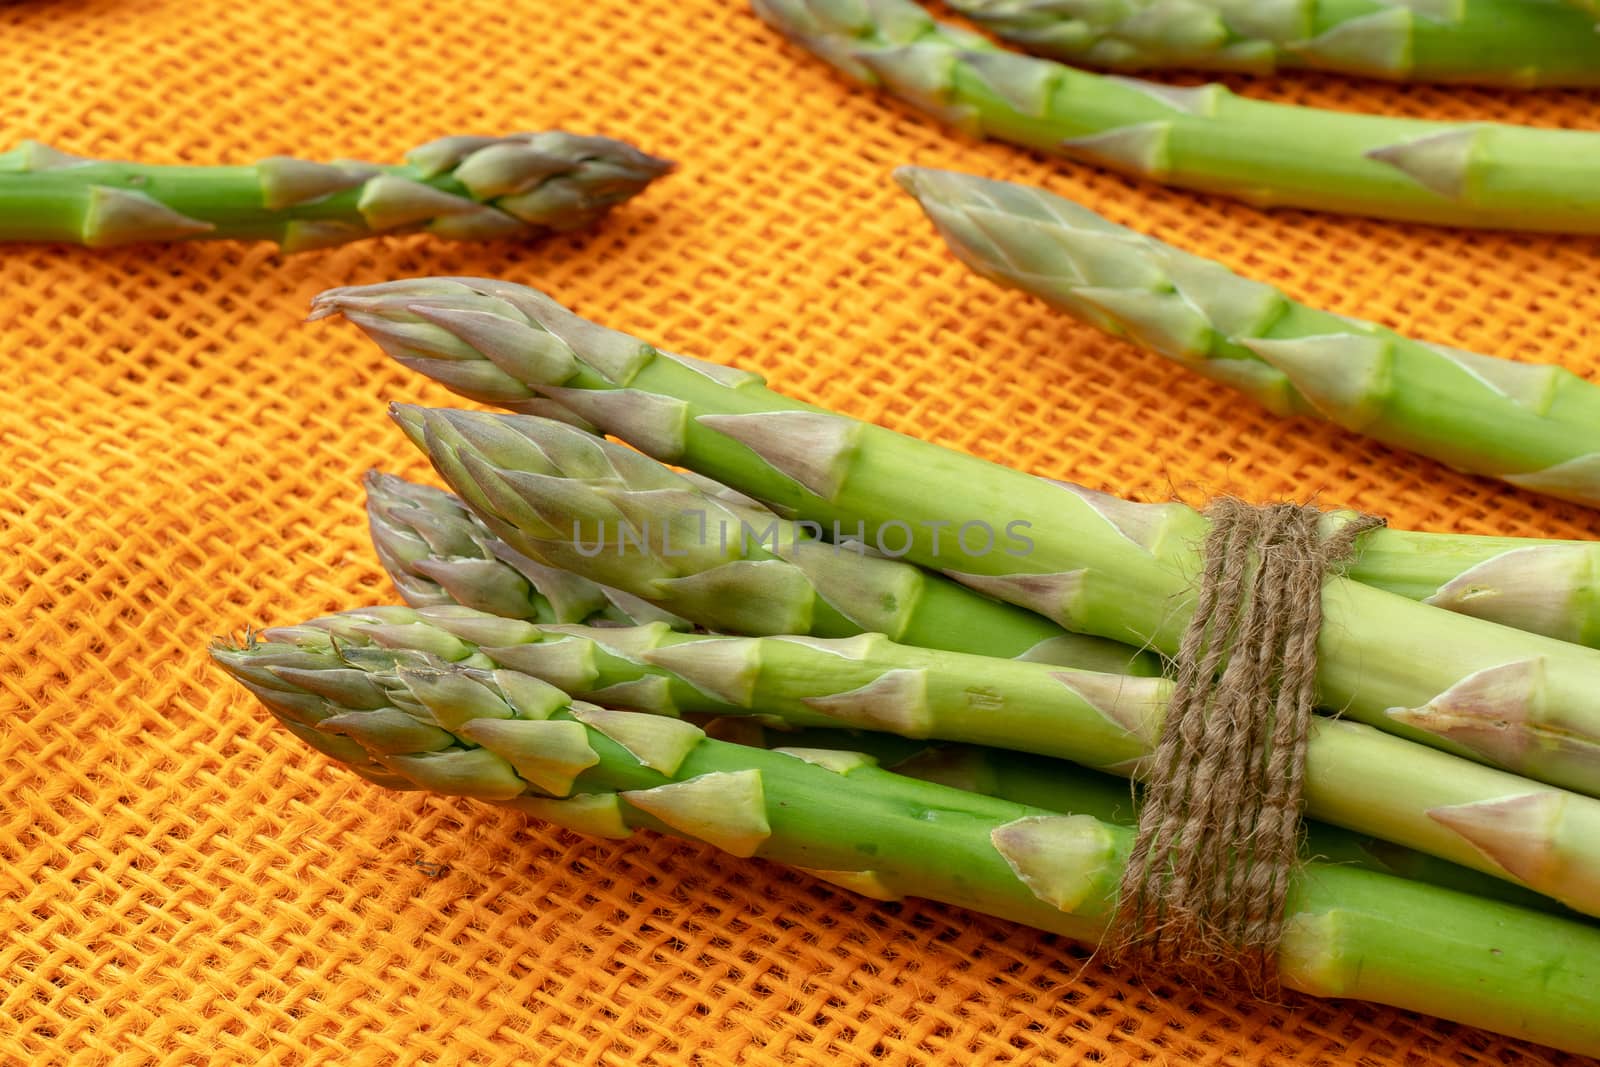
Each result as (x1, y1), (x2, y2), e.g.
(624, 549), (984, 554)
(891, 165), (928, 197)
(207, 632), (254, 665)
(388, 402), (428, 434)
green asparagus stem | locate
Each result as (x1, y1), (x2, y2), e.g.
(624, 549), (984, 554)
(310, 279), (1600, 793)
(366, 470), (691, 629)
(0, 133), (672, 250)
(1343, 530), (1600, 649)
(266, 605), (1600, 917)
(381, 456), (1600, 650)
(748, 0), (1600, 232)
(899, 167), (1600, 510)
(382, 405), (1158, 676)
(946, 0), (1600, 87)
(210, 642), (1600, 1056)
(372, 463), (1152, 676)
(729, 724), (1565, 915)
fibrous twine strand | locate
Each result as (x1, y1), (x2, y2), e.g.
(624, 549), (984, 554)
(1108, 499), (1384, 995)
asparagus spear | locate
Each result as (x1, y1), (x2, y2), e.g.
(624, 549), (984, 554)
(723, 723), (1565, 915)
(1343, 531), (1600, 649)
(366, 470), (691, 629)
(379, 460), (1600, 650)
(383, 405), (1158, 676)
(311, 279), (1600, 792)
(0, 133), (672, 250)
(898, 166), (1600, 511)
(946, 0), (1600, 87)
(262, 605), (1600, 917)
(748, 0), (1600, 232)
(340, 285), (1600, 649)
(247, 600), (1537, 910)
(209, 642), (1600, 1056)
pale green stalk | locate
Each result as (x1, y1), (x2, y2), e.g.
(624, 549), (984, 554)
(268, 605), (1600, 918)
(383, 404), (1157, 676)
(721, 723), (1564, 915)
(899, 167), (1600, 511)
(0, 133), (670, 250)
(947, 0), (1600, 87)
(1343, 530), (1600, 649)
(210, 641), (1600, 1056)
(379, 396), (1600, 649)
(310, 279), (1600, 793)
(750, 0), (1600, 232)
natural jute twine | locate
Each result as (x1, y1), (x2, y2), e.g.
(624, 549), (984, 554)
(1107, 499), (1384, 995)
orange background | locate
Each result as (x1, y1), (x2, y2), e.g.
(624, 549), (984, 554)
(3, 1), (1597, 1063)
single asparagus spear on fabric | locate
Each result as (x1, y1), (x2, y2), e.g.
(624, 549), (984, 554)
(945, 0), (1600, 87)
(310, 279), (1600, 793)
(747, 0), (1600, 233)
(0, 133), (672, 250)
(381, 406), (1159, 677)
(262, 605), (1600, 918)
(714, 722), (1566, 915)
(209, 643), (1600, 1058)
(366, 471), (692, 629)
(378, 460), (1600, 652)
(896, 167), (1600, 510)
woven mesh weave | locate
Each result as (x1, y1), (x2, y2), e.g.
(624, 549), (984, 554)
(3, 1), (1597, 1063)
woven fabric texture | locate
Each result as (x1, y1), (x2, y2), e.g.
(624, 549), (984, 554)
(3, 1), (1597, 1063)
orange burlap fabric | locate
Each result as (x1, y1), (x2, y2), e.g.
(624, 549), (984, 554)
(4, 2), (1597, 1063)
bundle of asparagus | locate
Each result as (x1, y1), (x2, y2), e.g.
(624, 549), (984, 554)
(896, 167), (1600, 512)
(362, 471), (1588, 914)
(212, 632), (1600, 1054)
(311, 278), (1600, 794)
(362, 409), (1600, 916)
(272, 605), (1569, 919)
(240, 595), (1600, 918)
(206, 272), (1600, 1054)
(747, 0), (1600, 232)
(0, 132), (672, 250)
(945, 0), (1600, 86)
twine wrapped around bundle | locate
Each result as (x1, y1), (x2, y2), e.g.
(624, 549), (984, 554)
(1108, 499), (1384, 994)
